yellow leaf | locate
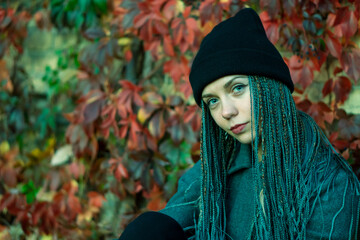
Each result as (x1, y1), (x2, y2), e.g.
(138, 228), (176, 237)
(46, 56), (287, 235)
(137, 108), (150, 124)
(71, 179), (79, 191)
(176, 0), (185, 14)
(29, 148), (43, 159)
(46, 137), (56, 149)
(118, 37), (132, 46)
(41, 235), (53, 240)
(0, 141), (10, 155)
(37, 190), (56, 202)
(77, 206), (98, 225)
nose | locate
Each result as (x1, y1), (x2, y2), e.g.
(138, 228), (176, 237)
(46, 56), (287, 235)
(221, 99), (238, 120)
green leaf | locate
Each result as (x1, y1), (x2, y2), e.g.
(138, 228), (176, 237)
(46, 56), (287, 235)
(75, 15), (84, 29)
(93, 0), (108, 14)
(20, 180), (39, 204)
(79, 0), (90, 13)
(159, 139), (193, 166)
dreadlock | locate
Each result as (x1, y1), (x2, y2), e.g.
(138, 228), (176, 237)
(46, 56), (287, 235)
(196, 75), (360, 239)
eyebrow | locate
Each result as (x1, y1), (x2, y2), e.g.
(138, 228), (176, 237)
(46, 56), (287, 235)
(202, 76), (245, 99)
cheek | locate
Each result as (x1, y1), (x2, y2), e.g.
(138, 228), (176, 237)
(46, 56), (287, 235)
(210, 111), (226, 130)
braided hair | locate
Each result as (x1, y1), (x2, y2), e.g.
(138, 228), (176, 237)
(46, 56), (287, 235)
(195, 75), (360, 239)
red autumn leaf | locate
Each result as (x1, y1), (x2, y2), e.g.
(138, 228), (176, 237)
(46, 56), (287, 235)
(333, 76), (352, 104)
(109, 158), (129, 181)
(32, 202), (49, 225)
(140, 20), (154, 42)
(62, 182), (78, 196)
(185, 18), (197, 45)
(322, 78), (333, 97)
(67, 194), (82, 218)
(172, 18), (183, 45)
(333, 66), (343, 76)
(118, 163), (129, 179)
(117, 80), (144, 114)
(199, 0), (214, 26)
(333, 7), (358, 38)
(350, 139), (360, 150)
(149, 110), (166, 139)
(183, 6), (191, 18)
(0, 166), (18, 187)
(0, 193), (16, 212)
(133, 12), (150, 28)
(259, 11), (279, 44)
(329, 132), (349, 150)
(260, 0), (281, 18)
(342, 149), (350, 160)
(163, 34), (175, 57)
(68, 162), (86, 179)
(88, 191), (106, 208)
(119, 114), (147, 150)
(145, 184), (166, 211)
(177, 79), (193, 99)
(341, 49), (360, 83)
(162, 0), (176, 20)
(163, 56), (190, 83)
(154, 18), (168, 33)
(184, 105), (201, 132)
(125, 49), (133, 62)
(283, 0), (296, 14)
(83, 99), (104, 124)
(100, 104), (117, 129)
(325, 31), (342, 58)
(297, 99), (331, 128)
(288, 55), (314, 90)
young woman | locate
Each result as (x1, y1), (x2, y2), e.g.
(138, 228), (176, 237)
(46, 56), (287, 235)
(120, 8), (360, 240)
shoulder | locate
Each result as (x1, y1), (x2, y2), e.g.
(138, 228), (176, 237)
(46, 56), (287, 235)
(306, 151), (360, 239)
(159, 161), (201, 229)
(178, 160), (202, 186)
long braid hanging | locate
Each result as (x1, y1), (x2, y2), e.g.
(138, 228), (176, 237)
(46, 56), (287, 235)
(248, 75), (360, 239)
(249, 75), (307, 239)
(195, 75), (360, 239)
(196, 101), (236, 240)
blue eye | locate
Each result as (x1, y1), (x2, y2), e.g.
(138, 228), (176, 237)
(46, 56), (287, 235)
(207, 98), (218, 107)
(233, 84), (245, 93)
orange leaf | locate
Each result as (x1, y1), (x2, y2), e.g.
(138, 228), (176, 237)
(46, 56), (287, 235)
(67, 195), (82, 216)
(88, 191), (106, 208)
(183, 6), (191, 18)
(116, 163), (129, 181)
(163, 35), (175, 57)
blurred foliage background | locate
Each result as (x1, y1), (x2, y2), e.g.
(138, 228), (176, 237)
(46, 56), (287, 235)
(0, 0), (359, 239)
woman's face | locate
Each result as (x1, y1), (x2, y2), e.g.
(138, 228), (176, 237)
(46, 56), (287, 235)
(201, 75), (253, 144)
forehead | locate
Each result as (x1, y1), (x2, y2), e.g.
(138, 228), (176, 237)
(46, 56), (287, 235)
(202, 75), (249, 94)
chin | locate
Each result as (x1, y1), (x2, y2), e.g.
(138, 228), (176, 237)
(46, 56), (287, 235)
(232, 133), (253, 145)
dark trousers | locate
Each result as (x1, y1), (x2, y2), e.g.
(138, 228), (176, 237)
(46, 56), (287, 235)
(119, 212), (187, 240)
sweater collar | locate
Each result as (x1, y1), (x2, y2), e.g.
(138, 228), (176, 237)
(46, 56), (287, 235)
(228, 143), (252, 175)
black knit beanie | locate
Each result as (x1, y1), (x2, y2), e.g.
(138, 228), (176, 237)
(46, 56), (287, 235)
(189, 8), (294, 106)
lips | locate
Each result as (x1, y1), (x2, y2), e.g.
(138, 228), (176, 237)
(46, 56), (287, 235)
(230, 123), (248, 134)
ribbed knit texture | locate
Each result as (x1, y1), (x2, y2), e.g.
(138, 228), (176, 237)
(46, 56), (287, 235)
(189, 8), (293, 106)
